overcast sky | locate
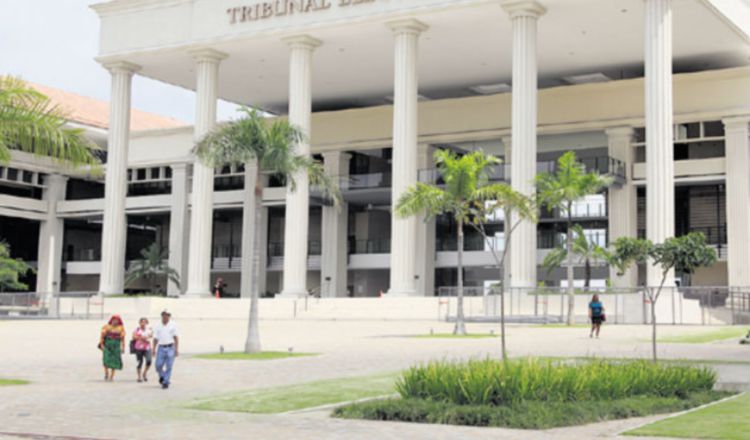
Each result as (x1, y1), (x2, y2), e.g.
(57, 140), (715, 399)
(0, 0), (239, 124)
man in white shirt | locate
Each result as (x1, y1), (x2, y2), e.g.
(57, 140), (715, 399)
(152, 309), (179, 389)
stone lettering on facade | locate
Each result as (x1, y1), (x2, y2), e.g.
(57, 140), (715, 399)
(227, 0), (374, 24)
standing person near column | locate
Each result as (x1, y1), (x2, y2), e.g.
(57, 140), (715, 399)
(98, 315), (125, 382)
(131, 317), (153, 383)
(152, 310), (179, 389)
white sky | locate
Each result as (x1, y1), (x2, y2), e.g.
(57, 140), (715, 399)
(0, 0), (239, 124)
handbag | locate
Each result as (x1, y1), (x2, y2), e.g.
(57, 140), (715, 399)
(601, 313), (607, 322)
(129, 339), (137, 354)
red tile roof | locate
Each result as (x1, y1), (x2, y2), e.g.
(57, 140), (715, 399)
(29, 82), (186, 131)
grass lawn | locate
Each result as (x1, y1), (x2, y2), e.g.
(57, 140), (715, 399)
(625, 393), (749, 440)
(412, 333), (497, 339)
(188, 372), (399, 414)
(658, 327), (747, 344)
(194, 351), (317, 361)
(0, 379), (29, 386)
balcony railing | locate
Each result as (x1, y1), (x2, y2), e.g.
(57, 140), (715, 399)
(637, 225), (727, 246)
(419, 156), (625, 185)
(349, 238), (391, 254)
(267, 241), (322, 257)
(338, 172), (392, 191)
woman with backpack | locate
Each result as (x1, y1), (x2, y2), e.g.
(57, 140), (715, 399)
(588, 294), (605, 338)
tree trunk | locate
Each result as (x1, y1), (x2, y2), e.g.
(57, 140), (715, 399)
(244, 165), (263, 353)
(499, 227), (513, 362)
(566, 204), (575, 325)
(651, 274), (668, 362)
(584, 258), (591, 289)
(454, 219), (467, 335)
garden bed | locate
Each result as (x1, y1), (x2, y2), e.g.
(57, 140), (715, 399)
(333, 359), (730, 429)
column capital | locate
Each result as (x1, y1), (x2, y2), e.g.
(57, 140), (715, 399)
(282, 35), (323, 51)
(605, 126), (636, 139)
(170, 162), (189, 172)
(188, 47), (229, 64)
(387, 18), (429, 35)
(322, 151), (352, 161)
(722, 116), (750, 132)
(501, 0), (547, 19)
(99, 59), (141, 75)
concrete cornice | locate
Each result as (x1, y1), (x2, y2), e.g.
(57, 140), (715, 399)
(91, 0), (189, 17)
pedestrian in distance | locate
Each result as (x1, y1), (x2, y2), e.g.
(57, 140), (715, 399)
(152, 309), (179, 389)
(214, 277), (226, 299)
(588, 294), (605, 338)
(132, 317), (153, 383)
(99, 314), (125, 382)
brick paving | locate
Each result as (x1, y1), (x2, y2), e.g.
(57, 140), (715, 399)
(1, 319), (747, 439)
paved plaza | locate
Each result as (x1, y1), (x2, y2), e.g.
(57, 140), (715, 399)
(0, 318), (748, 440)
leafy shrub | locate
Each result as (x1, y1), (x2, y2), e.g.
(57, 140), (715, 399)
(333, 391), (729, 429)
(396, 359), (716, 405)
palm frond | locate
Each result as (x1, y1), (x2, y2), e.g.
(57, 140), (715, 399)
(0, 76), (100, 168)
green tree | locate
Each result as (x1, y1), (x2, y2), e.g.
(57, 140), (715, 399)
(0, 241), (33, 292)
(542, 225), (608, 288)
(0, 76), (99, 166)
(195, 107), (340, 353)
(397, 149), (502, 336)
(470, 180), (537, 359)
(124, 243), (180, 295)
(608, 233), (717, 361)
(536, 151), (612, 325)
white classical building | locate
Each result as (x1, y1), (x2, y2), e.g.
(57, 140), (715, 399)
(2, 0), (750, 299)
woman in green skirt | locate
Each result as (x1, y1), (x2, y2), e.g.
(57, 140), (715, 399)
(99, 315), (125, 381)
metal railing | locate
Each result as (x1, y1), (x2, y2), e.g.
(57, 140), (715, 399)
(437, 285), (750, 325)
(267, 240), (322, 257)
(349, 238), (391, 254)
(419, 156), (625, 185)
(338, 172), (392, 190)
(0, 291), (102, 319)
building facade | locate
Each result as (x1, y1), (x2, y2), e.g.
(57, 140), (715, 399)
(2, 0), (749, 298)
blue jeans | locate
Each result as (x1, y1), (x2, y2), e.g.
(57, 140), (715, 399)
(155, 345), (176, 385)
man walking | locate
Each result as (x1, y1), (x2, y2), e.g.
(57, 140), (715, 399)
(152, 310), (179, 389)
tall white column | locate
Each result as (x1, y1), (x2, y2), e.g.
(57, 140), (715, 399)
(387, 19), (428, 297)
(321, 152), (351, 298)
(99, 61), (140, 295)
(185, 48), (227, 297)
(606, 127), (638, 287)
(167, 163), (189, 296)
(644, 0), (674, 286)
(723, 117), (750, 287)
(36, 174), (67, 295)
(502, 136), (512, 289)
(280, 35), (321, 297)
(416, 143), (436, 296)
(503, 1), (545, 288)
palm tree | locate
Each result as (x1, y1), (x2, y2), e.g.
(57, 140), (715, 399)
(0, 241), (33, 292)
(0, 76), (99, 166)
(542, 225), (608, 289)
(536, 151), (612, 325)
(396, 149), (500, 335)
(124, 243), (180, 295)
(195, 107), (340, 353)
